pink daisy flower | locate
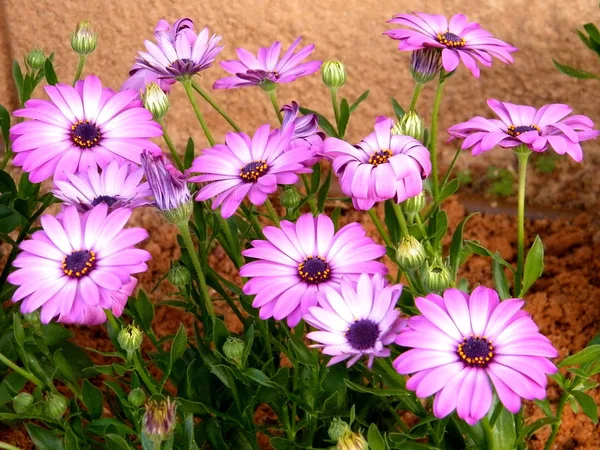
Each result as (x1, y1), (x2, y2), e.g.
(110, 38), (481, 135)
(10, 75), (162, 183)
(448, 99), (599, 162)
(322, 118), (431, 210)
(53, 160), (150, 212)
(384, 13), (517, 78)
(213, 37), (322, 90)
(7, 204), (151, 325)
(304, 273), (405, 368)
(121, 67), (176, 95)
(394, 287), (558, 425)
(189, 124), (310, 218)
(281, 101), (324, 167)
(240, 214), (388, 327)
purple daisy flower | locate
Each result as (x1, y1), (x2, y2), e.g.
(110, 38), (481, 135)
(189, 125), (310, 218)
(304, 273), (406, 368)
(240, 214), (388, 327)
(10, 75), (162, 183)
(384, 13), (517, 78)
(53, 159), (150, 212)
(394, 287), (558, 425)
(448, 99), (599, 162)
(121, 67), (176, 95)
(134, 18), (223, 80)
(213, 37), (322, 90)
(7, 204), (151, 325)
(322, 118), (431, 210)
(281, 101), (324, 167)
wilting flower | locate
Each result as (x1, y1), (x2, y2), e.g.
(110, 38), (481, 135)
(143, 397), (176, 442)
(281, 101), (324, 167)
(10, 75), (162, 183)
(8, 205), (149, 325)
(323, 118), (431, 210)
(190, 125), (309, 218)
(53, 160), (150, 212)
(385, 13), (517, 78)
(240, 214), (387, 327)
(448, 99), (599, 162)
(304, 273), (405, 368)
(394, 287), (558, 425)
(213, 37), (322, 90)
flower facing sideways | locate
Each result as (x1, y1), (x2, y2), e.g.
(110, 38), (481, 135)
(281, 101), (324, 167)
(394, 287), (558, 425)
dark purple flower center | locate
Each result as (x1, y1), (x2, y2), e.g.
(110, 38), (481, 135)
(437, 31), (466, 48)
(297, 256), (331, 284)
(240, 160), (268, 183)
(91, 195), (118, 207)
(507, 124), (540, 137)
(369, 149), (393, 166)
(457, 336), (494, 367)
(62, 250), (96, 278)
(346, 319), (380, 351)
(71, 120), (101, 149)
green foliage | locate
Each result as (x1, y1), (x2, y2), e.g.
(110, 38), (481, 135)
(485, 166), (515, 197)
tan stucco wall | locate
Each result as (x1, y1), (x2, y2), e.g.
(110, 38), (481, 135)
(1, 0), (599, 170)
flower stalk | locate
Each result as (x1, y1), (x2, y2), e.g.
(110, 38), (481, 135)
(515, 146), (531, 297)
(429, 73), (446, 201)
(182, 80), (215, 146)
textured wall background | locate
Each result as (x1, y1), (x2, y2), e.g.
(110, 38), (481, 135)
(1, 0), (599, 176)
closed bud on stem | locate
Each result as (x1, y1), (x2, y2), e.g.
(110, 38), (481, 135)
(13, 392), (35, 414)
(143, 396), (176, 443)
(26, 48), (45, 70)
(117, 324), (143, 360)
(337, 430), (368, 450)
(328, 418), (350, 441)
(322, 61), (347, 89)
(167, 265), (191, 288)
(143, 83), (170, 120)
(410, 48), (441, 84)
(395, 236), (426, 270)
(223, 337), (245, 367)
(71, 21), (97, 55)
(280, 186), (302, 209)
(43, 392), (67, 420)
(403, 192), (426, 218)
(23, 311), (41, 328)
(394, 111), (425, 142)
(422, 261), (453, 293)
(128, 388), (147, 408)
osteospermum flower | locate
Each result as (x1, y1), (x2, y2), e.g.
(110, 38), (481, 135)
(10, 75), (162, 183)
(323, 118), (431, 210)
(448, 99), (599, 162)
(213, 37), (322, 90)
(384, 13), (517, 78)
(281, 101), (324, 167)
(304, 273), (405, 368)
(394, 287), (558, 425)
(240, 214), (387, 327)
(133, 18), (223, 80)
(189, 125), (310, 218)
(7, 204), (151, 325)
(121, 67), (176, 95)
(53, 160), (150, 212)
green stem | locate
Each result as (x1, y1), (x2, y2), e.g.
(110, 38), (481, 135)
(182, 80), (215, 146)
(515, 147), (531, 297)
(0, 149), (13, 170)
(290, 366), (298, 438)
(301, 174), (317, 213)
(240, 204), (264, 238)
(544, 393), (568, 450)
(178, 223), (215, 318)
(391, 202), (410, 238)
(133, 351), (159, 395)
(368, 209), (393, 248)
(0, 351), (43, 386)
(258, 320), (275, 374)
(413, 214), (434, 254)
(267, 90), (283, 124)
(409, 83), (424, 111)
(264, 198), (281, 227)
(429, 74), (446, 201)
(158, 120), (184, 170)
(191, 80), (241, 131)
(330, 88), (340, 132)
(440, 145), (462, 188)
(72, 55), (87, 85)
(481, 417), (496, 450)
(0, 442), (23, 450)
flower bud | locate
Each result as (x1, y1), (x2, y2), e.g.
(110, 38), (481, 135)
(71, 21), (98, 55)
(143, 83), (170, 120)
(128, 388), (147, 408)
(403, 192), (426, 218)
(167, 265), (191, 288)
(143, 396), (176, 443)
(117, 324), (143, 359)
(23, 311), (41, 328)
(394, 111), (425, 142)
(328, 418), (350, 441)
(337, 430), (368, 450)
(410, 48), (441, 84)
(13, 392), (35, 414)
(280, 187), (302, 209)
(422, 262), (453, 294)
(395, 236), (426, 270)
(223, 337), (245, 364)
(259, 79), (277, 92)
(26, 48), (45, 70)
(321, 61), (347, 89)
(43, 392), (67, 420)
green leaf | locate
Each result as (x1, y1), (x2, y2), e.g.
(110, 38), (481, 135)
(390, 97), (405, 121)
(492, 254), (511, 300)
(184, 137), (195, 169)
(553, 59), (600, 79)
(12, 60), (24, 105)
(12, 314), (25, 349)
(170, 323), (187, 363)
(521, 417), (557, 439)
(576, 29), (600, 52)
(310, 162), (321, 195)
(520, 235), (544, 297)
(317, 169), (332, 213)
(0, 105), (11, 150)
(584, 23), (600, 44)
(338, 98), (350, 138)
(299, 106), (338, 137)
(64, 427), (79, 450)
(106, 434), (134, 450)
(86, 418), (135, 436)
(25, 423), (64, 450)
(349, 89), (370, 113)
(212, 317), (229, 354)
(438, 178), (459, 202)
(448, 213), (476, 279)
(571, 391), (598, 423)
(384, 200), (400, 242)
(82, 380), (103, 419)
(367, 423), (386, 450)
(344, 379), (408, 397)
(0, 206), (22, 233)
(53, 349), (77, 384)
(489, 406), (516, 450)
(133, 290), (154, 331)
(44, 58), (59, 85)
(41, 322), (73, 345)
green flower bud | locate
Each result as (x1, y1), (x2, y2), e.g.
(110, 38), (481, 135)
(393, 111), (425, 142)
(143, 396), (176, 443)
(117, 324), (143, 359)
(71, 21), (97, 55)
(280, 187), (302, 209)
(43, 392), (67, 420)
(143, 82), (170, 120)
(259, 79), (277, 92)
(223, 337), (245, 363)
(422, 262), (453, 294)
(128, 388), (147, 408)
(13, 392), (34, 414)
(395, 236), (426, 270)
(26, 48), (45, 70)
(410, 48), (441, 84)
(167, 265), (191, 288)
(328, 418), (350, 441)
(403, 192), (426, 218)
(23, 311), (41, 328)
(337, 430), (368, 450)
(321, 61), (347, 89)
